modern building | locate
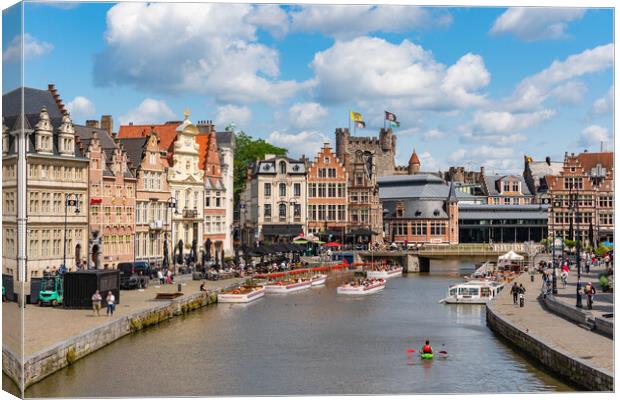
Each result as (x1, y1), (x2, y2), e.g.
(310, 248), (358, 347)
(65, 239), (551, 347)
(75, 117), (137, 270)
(196, 129), (226, 259)
(458, 204), (548, 243)
(119, 130), (171, 267)
(2, 87), (89, 288)
(546, 151), (614, 246)
(307, 143), (348, 241)
(240, 154), (307, 244)
(378, 175), (464, 245)
(481, 174), (534, 205)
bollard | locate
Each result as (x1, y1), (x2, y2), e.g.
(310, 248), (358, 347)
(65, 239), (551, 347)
(177, 283), (182, 292)
(530, 274), (534, 282)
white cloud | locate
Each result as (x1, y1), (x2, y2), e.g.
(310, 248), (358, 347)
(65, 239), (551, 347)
(418, 151), (442, 171)
(505, 43), (613, 111)
(288, 102), (328, 129)
(3, 33), (53, 62)
(549, 80), (587, 105)
(119, 98), (176, 125)
(423, 129), (446, 141)
(450, 145), (519, 172)
(291, 5), (451, 40)
(94, 3), (303, 104)
(245, 4), (290, 39)
(591, 87), (613, 115)
(310, 37), (490, 110)
(460, 132), (527, 145)
(580, 125), (611, 148)
(490, 8), (585, 41)
(469, 109), (555, 134)
(66, 96), (96, 121)
(214, 105), (251, 128)
(267, 130), (330, 158)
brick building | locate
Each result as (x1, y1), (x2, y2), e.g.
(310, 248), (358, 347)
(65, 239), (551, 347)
(481, 174), (534, 205)
(307, 143), (348, 241)
(546, 151), (614, 246)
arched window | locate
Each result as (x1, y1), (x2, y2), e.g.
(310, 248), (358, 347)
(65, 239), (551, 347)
(279, 160), (286, 174)
(279, 203), (286, 218)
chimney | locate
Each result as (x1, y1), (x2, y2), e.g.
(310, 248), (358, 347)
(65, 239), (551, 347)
(479, 166), (485, 176)
(545, 156), (551, 166)
(101, 115), (113, 135)
(86, 120), (99, 128)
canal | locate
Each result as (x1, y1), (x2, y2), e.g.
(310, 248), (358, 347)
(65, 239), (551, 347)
(12, 259), (573, 397)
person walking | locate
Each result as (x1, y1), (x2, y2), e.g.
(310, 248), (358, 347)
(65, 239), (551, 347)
(584, 282), (596, 310)
(158, 269), (164, 285)
(91, 290), (102, 316)
(166, 269), (172, 285)
(106, 291), (116, 316)
(510, 282), (519, 305)
(518, 284), (526, 307)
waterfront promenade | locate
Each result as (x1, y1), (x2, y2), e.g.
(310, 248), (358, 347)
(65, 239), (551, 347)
(2, 275), (245, 357)
(487, 267), (613, 390)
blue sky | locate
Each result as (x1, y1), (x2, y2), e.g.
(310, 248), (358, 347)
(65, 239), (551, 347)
(3, 2), (614, 174)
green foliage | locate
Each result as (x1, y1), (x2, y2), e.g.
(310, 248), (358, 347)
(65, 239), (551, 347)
(233, 131), (287, 203)
(540, 238), (550, 247)
(595, 245), (612, 256)
(563, 239), (576, 248)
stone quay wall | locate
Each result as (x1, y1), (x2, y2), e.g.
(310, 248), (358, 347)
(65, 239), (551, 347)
(541, 294), (613, 338)
(486, 302), (613, 391)
(4, 289), (226, 391)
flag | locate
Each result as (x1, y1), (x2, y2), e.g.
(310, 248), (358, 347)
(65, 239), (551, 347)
(389, 121), (400, 128)
(90, 198), (103, 205)
(350, 111), (364, 122)
(385, 111), (398, 122)
(355, 121), (366, 129)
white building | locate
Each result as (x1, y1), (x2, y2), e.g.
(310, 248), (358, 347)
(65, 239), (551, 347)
(240, 154), (307, 244)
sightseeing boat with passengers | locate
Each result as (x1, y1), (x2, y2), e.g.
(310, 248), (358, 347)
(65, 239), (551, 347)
(264, 278), (312, 294)
(439, 280), (505, 304)
(218, 285), (266, 303)
(310, 273), (327, 286)
(337, 278), (386, 296)
(366, 265), (403, 279)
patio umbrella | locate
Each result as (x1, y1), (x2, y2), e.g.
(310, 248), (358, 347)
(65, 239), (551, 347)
(589, 221), (595, 248)
(293, 239), (309, 244)
(221, 249), (226, 268)
(162, 234), (169, 268)
(205, 238), (212, 262)
(324, 242), (343, 247)
(176, 239), (184, 264)
(191, 239), (197, 264)
(214, 248), (220, 270)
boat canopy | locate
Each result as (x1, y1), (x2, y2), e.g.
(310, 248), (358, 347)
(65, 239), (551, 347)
(498, 250), (524, 261)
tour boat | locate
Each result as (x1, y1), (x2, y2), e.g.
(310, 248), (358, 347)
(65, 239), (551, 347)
(367, 266), (403, 279)
(310, 274), (327, 286)
(218, 285), (265, 303)
(264, 278), (312, 294)
(337, 278), (386, 296)
(439, 280), (505, 304)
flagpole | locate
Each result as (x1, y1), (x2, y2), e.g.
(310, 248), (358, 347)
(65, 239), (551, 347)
(348, 109), (351, 132)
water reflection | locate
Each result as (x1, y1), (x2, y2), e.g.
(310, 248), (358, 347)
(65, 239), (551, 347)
(22, 259), (573, 397)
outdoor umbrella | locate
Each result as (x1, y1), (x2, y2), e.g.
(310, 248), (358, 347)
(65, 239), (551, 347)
(162, 235), (169, 268)
(221, 249), (225, 269)
(324, 242), (342, 247)
(205, 238), (212, 262)
(589, 221), (595, 248)
(214, 249), (220, 270)
(191, 239), (198, 264)
(177, 240), (184, 265)
(201, 250), (206, 270)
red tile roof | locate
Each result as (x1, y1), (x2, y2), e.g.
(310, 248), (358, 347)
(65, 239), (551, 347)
(576, 152), (613, 172)
(409, 149), (420, 165)
(117, 123), (179, 153)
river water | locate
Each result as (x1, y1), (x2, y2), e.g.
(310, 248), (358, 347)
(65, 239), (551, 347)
(11, 259), (573, 397)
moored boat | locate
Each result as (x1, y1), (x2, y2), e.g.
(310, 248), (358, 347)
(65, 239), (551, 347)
(337, 278), (386, 295)
(218, 285), (265, 303)
(439, 280), (505, 304)
(367, 266), (403, 279)
(264, 278), (312, 294)
(310, 274), (327, 286)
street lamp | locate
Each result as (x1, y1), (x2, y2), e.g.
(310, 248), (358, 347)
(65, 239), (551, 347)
(63, 193), (80, 271)
(167, 197), (178, 274)
(568, 184), (583, 308)
(551, 197), (562, 295)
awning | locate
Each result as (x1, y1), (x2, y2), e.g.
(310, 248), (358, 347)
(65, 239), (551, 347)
(263, 224), (303, 237)
(499, 250), (524, 261)
(347, 228), (377, 236)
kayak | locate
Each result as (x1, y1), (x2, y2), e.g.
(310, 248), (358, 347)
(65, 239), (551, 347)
(420, 353), (434, 360)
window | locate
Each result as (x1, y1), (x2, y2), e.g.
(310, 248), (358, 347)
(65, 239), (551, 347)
(318, 183), (326, 198)
(324, 156), (330, 164)
(279, 183), (286, 197)
(150, 173), (154, 190)
(411, 222), (427, 236)
(503, 182), (510, 192)
(143, 173), (147, 189)
(308, 205), (316, 221)
(194, 191), (198, 209)
(355, 173), (363, 186)
(337, 184), (346, 198)
(216, 192), (221, 207)
(136, 203), (142, 223)
(337, 205), (346, 221)
(279, 203), (286, 220)
(294, 183), (301, 197)
(318, 168), (326, 178)
(393, 223), (408, 236)
(600, 213), (613, 225)
(136, 233), (141, 257)
(430, 222), (446, 236)
(327, 205), (336, 221)
(279, 161), (287, 174)
(318, 205), (326, 220)
(503, 197), (510, 205)
(327, 183), (336, 197)
(309, 183), (316, 198)
(206, 195), (211, 207)
(564, 177), (584, 190)
(294, 204), (301, 218)
(157, 174), (162, 190)
(185, 189), (190, 209)
(328, 168), (336, 178)
(512, 182), (519, 192)
(264, 204), (272, 218)
(264, 183), (271, 197)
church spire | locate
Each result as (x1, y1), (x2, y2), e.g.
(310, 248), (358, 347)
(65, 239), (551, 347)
(408, 148), (420, 174)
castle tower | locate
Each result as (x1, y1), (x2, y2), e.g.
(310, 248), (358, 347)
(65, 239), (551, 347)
(408, 149), (421, 175)
(447, 181), (459, 244)
(335, 128), (350, 164)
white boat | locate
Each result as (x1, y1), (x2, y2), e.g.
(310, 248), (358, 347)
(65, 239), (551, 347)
(439, 280), (505, 304)
(464, 261), (495, 281)
(265, 279), (312, 294)
(337, 279), (386, 295)
(367, 266), (403, 279)
(310, 274), (327, 286)
(218, 285), (265, 303)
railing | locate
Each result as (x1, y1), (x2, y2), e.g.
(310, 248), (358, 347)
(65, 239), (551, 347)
(182, 209), (198, 219)
(416, 243), (543, 256)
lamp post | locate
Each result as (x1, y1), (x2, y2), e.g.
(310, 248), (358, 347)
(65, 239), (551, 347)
(63, 193), (80, 271)
(167, 197), (177, 274)
(568, 184), (583, 308)
(551, 197), (562, 295)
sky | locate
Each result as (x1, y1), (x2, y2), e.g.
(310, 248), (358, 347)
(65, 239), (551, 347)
(2, 1), (614, 174)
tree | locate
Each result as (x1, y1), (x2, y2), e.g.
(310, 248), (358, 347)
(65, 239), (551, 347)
(233, 131), (287, 203)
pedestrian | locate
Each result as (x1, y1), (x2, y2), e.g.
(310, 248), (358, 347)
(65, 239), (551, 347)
(584, 282), (596, 310)
(510, 282), (519, 305)
(91, 290), (102, 316)
(106, 291), (116, 316)
(166, 269), (172, 284)
(158, 269), (164, 285)
(199, 281), (207, 292)
(519, 284), (526, 307)
(43, 266), (50, 277)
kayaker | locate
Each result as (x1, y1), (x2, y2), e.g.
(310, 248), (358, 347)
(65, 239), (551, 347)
(421, 340), (433, 355)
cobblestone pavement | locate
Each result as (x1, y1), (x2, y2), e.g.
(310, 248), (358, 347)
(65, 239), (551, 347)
(492, 271), (614, 373)
(2, 275), (245, 357)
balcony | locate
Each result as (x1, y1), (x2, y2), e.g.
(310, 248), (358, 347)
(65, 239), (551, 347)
(149, 220), (164, 231)
(182, 209), (198, 219)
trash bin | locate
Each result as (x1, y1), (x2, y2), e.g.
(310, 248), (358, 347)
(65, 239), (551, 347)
(177, 283), (182, 292)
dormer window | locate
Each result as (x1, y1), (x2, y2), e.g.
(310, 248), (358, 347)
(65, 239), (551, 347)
(279, 160), (287, 174)
(502, 181), (510, 192)
(512, 182), (519, 192)
(396, 202), (405, 218)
